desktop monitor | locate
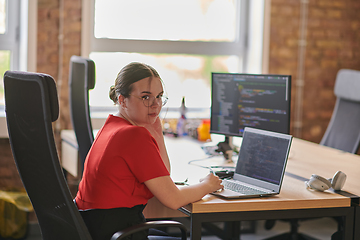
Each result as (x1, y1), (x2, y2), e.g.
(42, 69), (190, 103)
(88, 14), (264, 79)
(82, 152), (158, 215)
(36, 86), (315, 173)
(210, 72), (291, 139)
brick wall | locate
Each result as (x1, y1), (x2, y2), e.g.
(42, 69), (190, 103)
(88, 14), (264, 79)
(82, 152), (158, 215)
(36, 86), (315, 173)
(37, 0), (81, 133)
(0, 139), (23, 190)
(269, 0), (360, 142)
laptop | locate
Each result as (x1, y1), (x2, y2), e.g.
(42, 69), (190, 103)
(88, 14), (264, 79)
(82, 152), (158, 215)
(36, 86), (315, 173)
(212, 127), (292, 199)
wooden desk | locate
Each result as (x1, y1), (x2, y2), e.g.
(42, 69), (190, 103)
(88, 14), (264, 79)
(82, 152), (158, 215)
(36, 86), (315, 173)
(164, 137), (358, 240)
(286, 138), (360, 198)
(61, 131), (359, 239)
(286, 138), (360, 240)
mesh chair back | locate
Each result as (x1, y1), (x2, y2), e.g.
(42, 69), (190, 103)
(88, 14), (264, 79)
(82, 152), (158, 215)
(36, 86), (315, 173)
(4, 71), (92, 240)
(320, 69), (360, 153)
(69, 56), (96, 174)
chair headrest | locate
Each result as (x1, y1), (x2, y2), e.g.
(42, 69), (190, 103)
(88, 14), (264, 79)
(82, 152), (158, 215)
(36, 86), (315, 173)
(4, 71), (59, 122)
(70, 55), (96, 90)
(335, 69), (360, 102)
(87, 60), (96, 90)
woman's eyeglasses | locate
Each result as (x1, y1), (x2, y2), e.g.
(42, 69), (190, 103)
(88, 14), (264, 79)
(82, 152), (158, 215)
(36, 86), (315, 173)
(130, 95), (168, 107)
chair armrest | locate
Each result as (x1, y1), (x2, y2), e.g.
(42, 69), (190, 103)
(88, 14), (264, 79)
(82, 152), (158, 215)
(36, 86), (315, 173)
(110, 220), (187, 240)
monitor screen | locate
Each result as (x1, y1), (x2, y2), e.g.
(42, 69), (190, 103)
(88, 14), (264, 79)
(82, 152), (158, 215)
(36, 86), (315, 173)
(210, 73), (291, 137)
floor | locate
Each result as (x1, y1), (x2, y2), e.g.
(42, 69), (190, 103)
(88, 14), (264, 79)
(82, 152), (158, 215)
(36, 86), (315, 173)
(191, 218), (338, 240)
(26, 217), (338, 239)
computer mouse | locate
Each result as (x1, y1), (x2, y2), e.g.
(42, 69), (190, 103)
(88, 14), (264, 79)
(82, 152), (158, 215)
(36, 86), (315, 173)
(215, 170), (234, 179)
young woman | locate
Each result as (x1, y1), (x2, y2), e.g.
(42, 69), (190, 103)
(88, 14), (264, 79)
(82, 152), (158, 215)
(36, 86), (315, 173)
(75, 62), (223, 240)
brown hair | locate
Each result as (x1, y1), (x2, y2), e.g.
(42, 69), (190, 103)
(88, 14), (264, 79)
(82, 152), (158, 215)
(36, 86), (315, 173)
(109, 62), (161, 104)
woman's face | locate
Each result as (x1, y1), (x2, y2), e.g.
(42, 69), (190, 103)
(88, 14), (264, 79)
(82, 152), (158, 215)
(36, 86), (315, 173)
(122, 76), (164, 125)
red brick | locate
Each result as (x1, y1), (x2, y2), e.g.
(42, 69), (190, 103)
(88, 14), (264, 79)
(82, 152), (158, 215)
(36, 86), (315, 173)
(324, 49), (339, 58)
(326, 10), (342, 19)
(320, 59), (338, 68)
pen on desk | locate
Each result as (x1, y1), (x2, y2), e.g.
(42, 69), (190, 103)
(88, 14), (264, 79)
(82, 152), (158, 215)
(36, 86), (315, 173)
(174, 178), (188, 185)
(209, 167), (216, 175)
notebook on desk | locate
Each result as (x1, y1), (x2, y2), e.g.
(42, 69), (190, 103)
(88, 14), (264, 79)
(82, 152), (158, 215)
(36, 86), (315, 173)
(212, 127), (293, 199)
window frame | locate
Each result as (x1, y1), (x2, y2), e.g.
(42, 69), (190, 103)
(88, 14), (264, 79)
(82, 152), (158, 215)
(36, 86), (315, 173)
(0, 0), (20, 70)
(0, 0), (37, 138)
(81, 0), (266, 113)
(84, 0), (250, 68)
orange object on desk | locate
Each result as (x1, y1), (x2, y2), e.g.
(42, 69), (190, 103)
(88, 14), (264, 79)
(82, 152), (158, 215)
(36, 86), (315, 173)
(197, 119), (211, 141)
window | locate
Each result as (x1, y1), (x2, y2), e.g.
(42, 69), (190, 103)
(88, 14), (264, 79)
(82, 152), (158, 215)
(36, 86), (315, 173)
(0, 0), (21, 105)
(85, 0), (264, 113)
(0, 0), (34, 138)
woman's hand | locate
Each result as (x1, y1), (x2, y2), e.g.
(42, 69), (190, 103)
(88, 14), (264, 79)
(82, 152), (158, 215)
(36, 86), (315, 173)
(143, 116), (163, 138)
(146, 173), (223, 210)
(143, 117), (171, 172)
(200, 173), (224, 193)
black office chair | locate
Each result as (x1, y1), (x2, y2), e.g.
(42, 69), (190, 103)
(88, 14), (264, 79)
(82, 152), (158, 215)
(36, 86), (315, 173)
(264, 69), (360, 240)
(3, 71), (187, 240)
(68, 55), (95, 176)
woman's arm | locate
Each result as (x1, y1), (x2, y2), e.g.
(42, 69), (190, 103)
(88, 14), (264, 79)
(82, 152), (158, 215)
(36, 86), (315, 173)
(145, 174), (223, 210)
(143, 117), (223, 209)
(143, 117), (171, 172)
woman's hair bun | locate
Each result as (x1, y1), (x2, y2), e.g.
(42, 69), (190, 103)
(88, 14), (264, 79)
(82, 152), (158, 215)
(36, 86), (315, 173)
(109, 85), (117, 104)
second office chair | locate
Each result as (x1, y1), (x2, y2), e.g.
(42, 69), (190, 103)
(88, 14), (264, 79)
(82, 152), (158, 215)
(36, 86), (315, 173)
(68, 55), (96, 176)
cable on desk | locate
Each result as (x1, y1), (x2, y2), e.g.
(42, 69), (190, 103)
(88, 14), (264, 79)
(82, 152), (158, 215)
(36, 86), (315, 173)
(188, 156), (235, 179)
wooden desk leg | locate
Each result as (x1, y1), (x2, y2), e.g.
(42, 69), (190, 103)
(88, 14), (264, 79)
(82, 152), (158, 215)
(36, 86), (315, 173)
(190, 214), (202, 240)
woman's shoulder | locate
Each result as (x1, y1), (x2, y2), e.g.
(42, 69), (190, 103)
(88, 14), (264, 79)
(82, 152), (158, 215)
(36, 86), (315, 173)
(105, 115), (150, 137)
(121, 124), (150, 136)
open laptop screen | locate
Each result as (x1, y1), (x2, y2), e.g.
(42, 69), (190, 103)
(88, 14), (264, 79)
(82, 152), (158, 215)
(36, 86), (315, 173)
(235, 129), (291, 185)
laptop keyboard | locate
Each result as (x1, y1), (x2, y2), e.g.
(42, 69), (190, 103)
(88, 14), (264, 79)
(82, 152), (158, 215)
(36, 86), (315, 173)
(222, 179), (268, 195)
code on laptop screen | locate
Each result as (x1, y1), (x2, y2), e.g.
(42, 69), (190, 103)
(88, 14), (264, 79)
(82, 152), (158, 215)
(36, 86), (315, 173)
(235, 131), (290, 185)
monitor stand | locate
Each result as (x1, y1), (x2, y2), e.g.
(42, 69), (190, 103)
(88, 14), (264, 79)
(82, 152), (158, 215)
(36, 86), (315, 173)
(215, 136), (233, 163)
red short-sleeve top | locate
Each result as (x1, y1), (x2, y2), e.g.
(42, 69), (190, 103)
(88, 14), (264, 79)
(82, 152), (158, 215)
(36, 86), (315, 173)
(75, 115), (170, 210)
